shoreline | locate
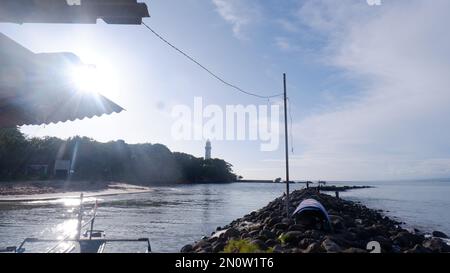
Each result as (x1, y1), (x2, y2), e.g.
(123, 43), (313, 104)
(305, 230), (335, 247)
(181, 188), (450, 253)
(0, 181), (152, 202)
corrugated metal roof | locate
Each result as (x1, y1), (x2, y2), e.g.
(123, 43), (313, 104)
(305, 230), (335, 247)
(0, 0), (150, 25)
(0, 32), (124, 127)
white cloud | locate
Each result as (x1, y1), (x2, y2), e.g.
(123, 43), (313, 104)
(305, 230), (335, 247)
(274, 36), (300, 52)
(289, 0), (450, 180)
(211, 0), (261, 39)
(276, 19), (299, 33)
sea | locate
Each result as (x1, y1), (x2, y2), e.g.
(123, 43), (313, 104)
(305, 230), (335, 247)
(0, 180), (449, 252)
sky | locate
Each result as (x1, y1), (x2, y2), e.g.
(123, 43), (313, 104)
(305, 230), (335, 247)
(2, 0), (450, 181)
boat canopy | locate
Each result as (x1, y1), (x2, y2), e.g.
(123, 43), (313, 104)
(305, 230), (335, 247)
(292, 198), (332, 231)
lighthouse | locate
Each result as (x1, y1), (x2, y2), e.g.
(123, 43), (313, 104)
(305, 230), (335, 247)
(205, 139), (211, 160)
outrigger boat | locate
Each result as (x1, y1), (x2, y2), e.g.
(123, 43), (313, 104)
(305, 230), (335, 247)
(0, 194), (151, 253)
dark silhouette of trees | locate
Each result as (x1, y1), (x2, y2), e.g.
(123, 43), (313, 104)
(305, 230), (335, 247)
(0, 127), (237, 184)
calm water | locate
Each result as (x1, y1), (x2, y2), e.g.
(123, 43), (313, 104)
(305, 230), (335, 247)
(339, 180), (450, 235)
(0, 181), (449, 252)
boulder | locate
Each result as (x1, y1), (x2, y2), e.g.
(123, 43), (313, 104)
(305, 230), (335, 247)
(390, 231), (421, 248)
(432, 231), (449, 239)
(281, 231), (304, 245)
(303, 229), (322, 240)
(265, 239), (278, 247)
(281, 217), (294, 225)
(260, 229), (276, 239)
(321, 238), (342, 253)
(273, 223), (288, 231)
(250, 239), (268, 250)
(404, 244), (431, 254)
(298, 238), (316, 249)
(193, 240), (211, 251)
(372, 235), (392, 251)
(343, 247), (367, 253)
(212, 242), (226, 253)
(288, 224), (306, 231)
(267, 216), (283, 227)
(180, 244), (193, 253)
(329, 215), (346, 230)
(208, 237), (218, 243)
(423, 238), (450, 253)
(223, 228), (240, 240)
(272, 244), (284, 253)
(303, 242), (323, 253)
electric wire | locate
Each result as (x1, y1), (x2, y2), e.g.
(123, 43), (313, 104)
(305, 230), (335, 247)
(142, 22), (283, 100)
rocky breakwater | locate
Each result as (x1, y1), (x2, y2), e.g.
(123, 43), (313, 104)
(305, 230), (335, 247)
(181, 189), (450, 253)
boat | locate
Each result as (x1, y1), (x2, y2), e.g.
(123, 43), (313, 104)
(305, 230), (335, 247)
(0, 193), (151, 253)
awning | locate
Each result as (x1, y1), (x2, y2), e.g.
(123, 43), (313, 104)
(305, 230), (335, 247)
(0, 0), (150, 25)
(0, 32), (124, 127)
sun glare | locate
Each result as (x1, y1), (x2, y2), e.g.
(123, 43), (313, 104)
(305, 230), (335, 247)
(68, 64), (118, 98)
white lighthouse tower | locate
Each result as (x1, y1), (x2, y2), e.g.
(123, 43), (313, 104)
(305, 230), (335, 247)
(205, 139), (211, 160)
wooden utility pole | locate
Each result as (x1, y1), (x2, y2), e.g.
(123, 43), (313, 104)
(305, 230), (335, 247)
(283, 73), (290, 217)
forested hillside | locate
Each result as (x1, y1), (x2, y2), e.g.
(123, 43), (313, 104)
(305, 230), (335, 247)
(0, 127), (237, 184)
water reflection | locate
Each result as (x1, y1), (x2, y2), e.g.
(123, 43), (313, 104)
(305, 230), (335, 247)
(26, 196), (99, 206)
(1, 183), (304, 252)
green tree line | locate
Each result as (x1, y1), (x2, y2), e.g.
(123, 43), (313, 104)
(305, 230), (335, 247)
(0, 127), (237, 184)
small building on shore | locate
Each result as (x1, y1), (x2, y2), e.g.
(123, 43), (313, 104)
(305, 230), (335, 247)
(54, 160), (71, 179)
(26, 164), (49, 177)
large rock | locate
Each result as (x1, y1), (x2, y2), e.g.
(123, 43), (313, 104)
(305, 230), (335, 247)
(321, 238), (342, 253)
(212, 242), (226, 253)
(329, 215), (346, 230)
(423, 238), (450, 253)
(267, 216), (283, 227)
(223, 228), (240, 240)
(390, 231), (422, 248)
(432, 231), (449, 239)
(273, 223), (288, 231)
(265, 239), (278, 247)
(298, 238), (316, 249)
(288, 224), (306, 231)
(404, 244), (432, 254)
(193, 240), (211, 251)
(272, 245), (284, 253)
(343, 247), (367, 253)
(303, 242), (323, 253)
(180, 244), (193, 253)
(250, 239), (268, 251)
(303, 229), (322, 240)
(248, 230), (260, 237)
(260, 229), (276, 239)
(281, 231), (304, 245)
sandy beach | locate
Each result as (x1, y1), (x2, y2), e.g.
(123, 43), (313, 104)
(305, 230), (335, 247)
(0, 180), (152, 202)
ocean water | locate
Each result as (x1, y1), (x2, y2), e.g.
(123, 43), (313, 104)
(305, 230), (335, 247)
(0, 180), (449, 252)
(337, 180), (450, 235)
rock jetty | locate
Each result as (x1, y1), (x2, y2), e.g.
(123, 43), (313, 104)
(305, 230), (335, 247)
(181, 188), (450, 253)
(312, 185), (373, 192)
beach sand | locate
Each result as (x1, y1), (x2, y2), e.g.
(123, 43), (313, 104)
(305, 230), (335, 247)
(0, 180), (152, 202)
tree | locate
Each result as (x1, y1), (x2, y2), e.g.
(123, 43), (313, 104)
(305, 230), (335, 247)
(0, 128), (237, 184)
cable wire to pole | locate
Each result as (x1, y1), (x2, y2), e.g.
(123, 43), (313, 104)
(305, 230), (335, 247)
(142, 22), (283, 99)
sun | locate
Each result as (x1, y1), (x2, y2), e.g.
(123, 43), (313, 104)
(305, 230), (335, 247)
(70, 65), (98, 92)
(68, 63), (118, 98)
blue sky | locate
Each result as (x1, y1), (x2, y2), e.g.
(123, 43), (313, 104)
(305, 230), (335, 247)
(2, 0), (450, 181)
